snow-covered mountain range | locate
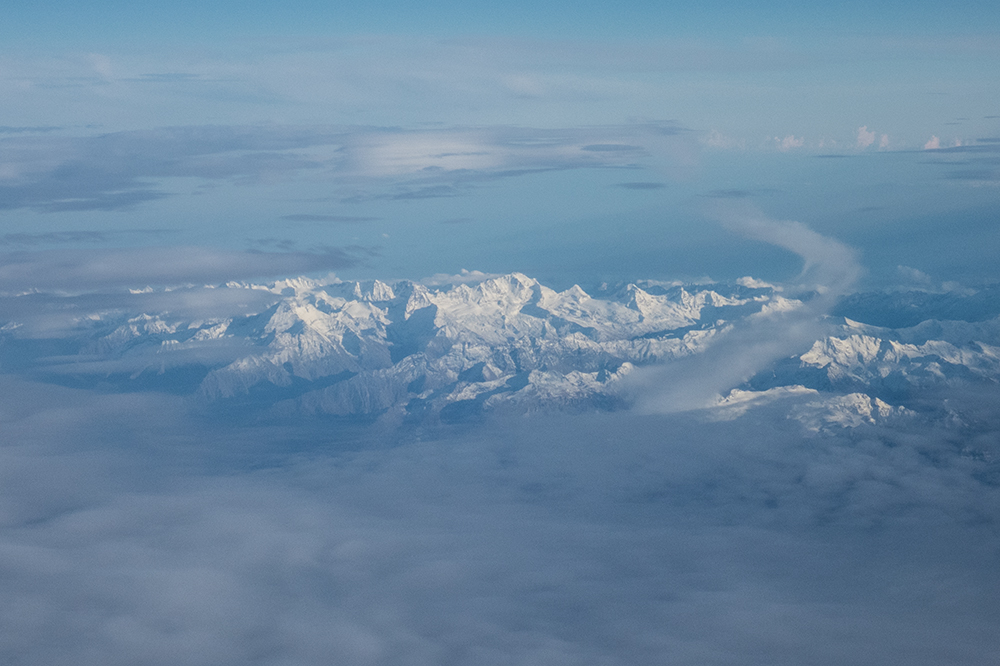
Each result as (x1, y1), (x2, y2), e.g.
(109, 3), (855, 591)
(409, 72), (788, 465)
(3, 272), (998, 428)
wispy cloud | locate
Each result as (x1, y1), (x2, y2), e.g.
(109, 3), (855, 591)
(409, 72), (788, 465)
(0, 286), (280, 339)
(280, 214), (379, 223)
(0, 229), (170, 247)
(613, 181), (666, 190)
(704, 130), (746, 150)
(0, 246), (359, 293)
(702, 188), (753, 199)
(629, 203), (861, 413)
(0, 125), (62, 134)
(419, 269), (504, 286)
(0, 123), (691, 212)
(337, 124), (681, 177)
(0, 126), (341, 212)
(0, 231), (110, 245)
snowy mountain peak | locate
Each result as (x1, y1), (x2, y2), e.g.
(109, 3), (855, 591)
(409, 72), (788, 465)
(350, 279), (396, 302)
(8, 271), (999, 426)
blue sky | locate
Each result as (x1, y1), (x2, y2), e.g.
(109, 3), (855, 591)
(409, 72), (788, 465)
(7, 0), (1000, 42)
(1, 1), (999, 289)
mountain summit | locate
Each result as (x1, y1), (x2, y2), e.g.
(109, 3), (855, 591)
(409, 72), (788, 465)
(4, 273), (998, 426)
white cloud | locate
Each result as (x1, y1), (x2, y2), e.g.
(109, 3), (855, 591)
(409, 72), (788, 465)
(347, 132), (504, 177)
(420, 269), (503, 286)
(897, 265), (933, 285)
(879, 133), (890, 149)
(0, 377), (999, 665)
(856, 125), (876, 148)
(778, 135), (804, 151)
(629, 203), (860, 413)
(0, 246), (358, 293)
(0, 123), (693, 212)
(0, 285), (280, 338)
(736, 275), (777, 289)
(704, 130), (745, 150)
(924, 135), (941, 150)
(340, 124), (685, 180)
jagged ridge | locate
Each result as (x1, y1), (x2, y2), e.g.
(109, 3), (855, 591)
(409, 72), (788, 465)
(5, 272), (999, 426)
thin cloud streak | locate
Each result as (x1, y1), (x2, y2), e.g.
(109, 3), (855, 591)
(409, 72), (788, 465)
(0, 123), (690, 212)
(0, 246), (359, 293)
(629, 203), (861, 413)
(281, 214), (379, 223)
(0, 286), (281, 338)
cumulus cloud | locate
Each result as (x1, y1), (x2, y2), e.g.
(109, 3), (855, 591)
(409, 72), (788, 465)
(924, 135), (941, 150)
(777, 135), (804, 151)
(856, 125), (876, 148)
(879, 133), (890, 149)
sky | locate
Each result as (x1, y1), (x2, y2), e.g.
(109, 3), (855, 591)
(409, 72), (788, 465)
(3, 2), (1000, 664)
(1, 0), (999, 290)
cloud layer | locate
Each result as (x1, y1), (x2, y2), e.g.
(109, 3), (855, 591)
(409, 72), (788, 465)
(0, 246), (359, 293)
(0, 224), (995, 665)
(0, 378), (998, 665)
(0, 123), (690, 212)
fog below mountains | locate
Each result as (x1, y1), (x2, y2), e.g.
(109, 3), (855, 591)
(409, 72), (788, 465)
(1, 369), (999, 665)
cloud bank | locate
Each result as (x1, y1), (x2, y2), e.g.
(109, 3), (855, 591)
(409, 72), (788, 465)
(0, 378), (998, 665)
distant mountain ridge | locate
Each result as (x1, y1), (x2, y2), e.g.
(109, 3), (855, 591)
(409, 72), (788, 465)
(3, 272), (999, 428)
